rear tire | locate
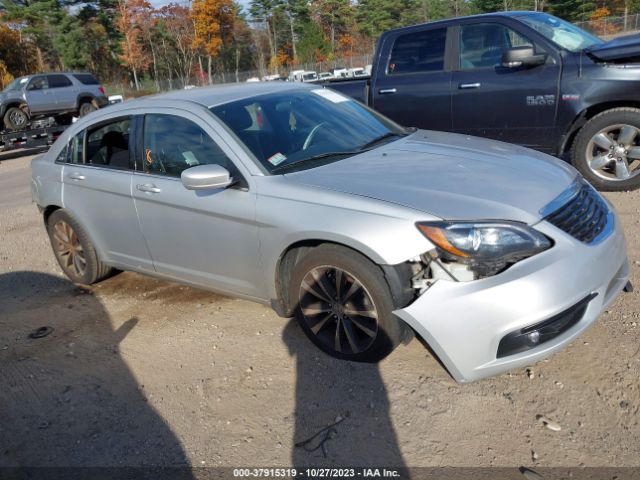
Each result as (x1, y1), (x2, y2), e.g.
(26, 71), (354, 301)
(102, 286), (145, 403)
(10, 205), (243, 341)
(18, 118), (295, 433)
(571, 108), (640, 191)
(46, 209), (113, 285)
(290, 244), (405, 363)
(78, 101), (96, 117)
(3, 107), (29, 131)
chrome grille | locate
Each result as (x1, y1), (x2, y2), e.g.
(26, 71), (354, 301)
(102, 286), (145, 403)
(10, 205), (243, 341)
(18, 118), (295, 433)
(544, 181), (609, 244)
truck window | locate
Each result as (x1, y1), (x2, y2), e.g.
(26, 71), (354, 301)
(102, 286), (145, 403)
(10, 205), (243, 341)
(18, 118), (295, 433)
(459, 23), (534, 70)
(388, 28), (447, 75)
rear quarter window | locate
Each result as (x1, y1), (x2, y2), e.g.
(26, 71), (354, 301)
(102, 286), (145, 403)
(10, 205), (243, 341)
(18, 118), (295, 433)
(72, 74), (100, 85)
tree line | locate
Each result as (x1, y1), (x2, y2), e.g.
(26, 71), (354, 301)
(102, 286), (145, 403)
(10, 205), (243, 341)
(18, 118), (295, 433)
(1, 0), (639, 91)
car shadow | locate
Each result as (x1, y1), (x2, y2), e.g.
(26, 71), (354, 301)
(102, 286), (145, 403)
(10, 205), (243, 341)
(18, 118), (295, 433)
(282, 319), (409, 473)
(0, 271), (193, 477)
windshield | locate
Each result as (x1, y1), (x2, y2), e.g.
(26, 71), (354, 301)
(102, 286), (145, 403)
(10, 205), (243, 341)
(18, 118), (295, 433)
(210, 88), (407, 174)
(3, 77), (28, 92)
(303, 73), (317, 81)
(518, 13), (603, 52)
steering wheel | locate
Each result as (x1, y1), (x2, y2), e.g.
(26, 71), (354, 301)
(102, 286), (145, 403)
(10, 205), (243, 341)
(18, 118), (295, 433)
(302, 122), (330, 150)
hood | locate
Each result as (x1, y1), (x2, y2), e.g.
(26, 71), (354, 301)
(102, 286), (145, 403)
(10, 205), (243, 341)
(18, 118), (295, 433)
(585, 34), (640, 62)
(285, 130), (577, 224)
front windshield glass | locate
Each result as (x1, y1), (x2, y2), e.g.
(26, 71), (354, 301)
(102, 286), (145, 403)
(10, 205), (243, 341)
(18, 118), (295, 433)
(518, 13), (603, 52)
(210, 88), (407, 174)
(3, 77), (28, 92)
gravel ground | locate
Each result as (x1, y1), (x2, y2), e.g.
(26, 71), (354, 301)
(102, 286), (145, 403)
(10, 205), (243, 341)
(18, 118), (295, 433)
(1, 154), (639, 476)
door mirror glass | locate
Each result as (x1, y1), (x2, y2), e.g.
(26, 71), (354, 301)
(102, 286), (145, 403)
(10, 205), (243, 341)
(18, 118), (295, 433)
(502, 46), (547, 68)
(181, 164), (232, 190)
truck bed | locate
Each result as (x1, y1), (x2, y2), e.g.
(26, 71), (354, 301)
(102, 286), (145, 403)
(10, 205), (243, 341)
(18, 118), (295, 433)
(324, 78), (369, 104)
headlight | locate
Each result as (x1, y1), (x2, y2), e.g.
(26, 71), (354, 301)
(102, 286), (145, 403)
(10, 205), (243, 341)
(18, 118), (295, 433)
(417, 221), (552, 278)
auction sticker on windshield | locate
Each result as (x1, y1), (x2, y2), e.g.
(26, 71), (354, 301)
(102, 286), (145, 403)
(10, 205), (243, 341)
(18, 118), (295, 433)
(268, 152), (287, 165)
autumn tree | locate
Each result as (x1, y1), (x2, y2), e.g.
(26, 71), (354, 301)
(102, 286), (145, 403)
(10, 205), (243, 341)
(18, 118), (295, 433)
(116, 0), (152, 90)
(192, 0), (236, 83)
(157, 4), (197, 87)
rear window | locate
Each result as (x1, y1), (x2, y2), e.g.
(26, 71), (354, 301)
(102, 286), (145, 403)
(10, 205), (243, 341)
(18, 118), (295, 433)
(73, 74), (100, 85)
(47, 74), (73, 88)
(388, 28), (447, 74)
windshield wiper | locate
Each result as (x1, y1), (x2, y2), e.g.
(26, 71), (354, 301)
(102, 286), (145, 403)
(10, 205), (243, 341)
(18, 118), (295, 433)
(358, 132), (407, 151)
(271, 150), (361, 174)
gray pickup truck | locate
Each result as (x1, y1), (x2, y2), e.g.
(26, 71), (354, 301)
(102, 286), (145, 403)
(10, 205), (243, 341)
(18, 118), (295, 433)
(0, 72), (109, 132)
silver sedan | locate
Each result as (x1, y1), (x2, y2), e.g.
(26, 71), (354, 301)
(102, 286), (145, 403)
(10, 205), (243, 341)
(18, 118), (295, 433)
(31, 83), (630, 382)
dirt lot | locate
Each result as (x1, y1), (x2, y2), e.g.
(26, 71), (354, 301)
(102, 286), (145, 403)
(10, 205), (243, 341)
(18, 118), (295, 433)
(1, 153), (639, 476)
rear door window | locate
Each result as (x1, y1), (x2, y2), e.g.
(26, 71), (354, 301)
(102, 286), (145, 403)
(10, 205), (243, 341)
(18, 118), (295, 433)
(56, 131), (85, 164)
(85, 118), (132, 170)
(388, 28), (447, 74)
(47, 74), (73, 88)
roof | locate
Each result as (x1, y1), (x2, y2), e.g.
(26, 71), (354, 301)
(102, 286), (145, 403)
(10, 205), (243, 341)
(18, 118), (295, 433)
(384, 10), (541, 34)
(111, 82), (315, 110)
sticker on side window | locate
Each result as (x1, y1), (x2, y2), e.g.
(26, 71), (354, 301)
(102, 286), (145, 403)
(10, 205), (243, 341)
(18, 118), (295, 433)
(311, 89), (349, 103)
(268, 152), (287, 166)
(182, 151), (199, 166)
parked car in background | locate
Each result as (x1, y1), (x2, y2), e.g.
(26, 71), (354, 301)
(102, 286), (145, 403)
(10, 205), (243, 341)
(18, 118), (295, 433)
(327, 11), (640, 191)
(347, 67), (368, 78)
(332, 68), (349, 79)
(108, 95), (124, 105)
(300, 71), (319, 83)
(1, 72), (108, 132)
(288, 70), (305, 82)
(318, 72), (334, 81)
(32, 83), (630, 382)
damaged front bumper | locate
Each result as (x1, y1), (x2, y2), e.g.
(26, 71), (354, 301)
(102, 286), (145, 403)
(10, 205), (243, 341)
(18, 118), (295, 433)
(393, 215), (629, 383)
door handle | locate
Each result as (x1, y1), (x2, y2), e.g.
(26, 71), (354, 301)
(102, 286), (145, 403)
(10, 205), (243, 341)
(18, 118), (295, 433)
(67, 172), (85, 181)
(136, 183), (161, 194)
(378, 88), (397, 94)
(459, 83), (481, 89)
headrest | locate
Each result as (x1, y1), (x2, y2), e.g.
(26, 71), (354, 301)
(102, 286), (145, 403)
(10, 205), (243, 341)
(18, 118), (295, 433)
(218, 105), (252, 131)
(101, 130), (128, 150)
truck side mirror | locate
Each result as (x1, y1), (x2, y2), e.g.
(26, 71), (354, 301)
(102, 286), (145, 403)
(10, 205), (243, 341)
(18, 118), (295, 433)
(501, 46), (547, 68)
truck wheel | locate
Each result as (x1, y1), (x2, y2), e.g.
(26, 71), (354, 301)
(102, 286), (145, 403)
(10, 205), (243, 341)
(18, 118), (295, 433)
(46, 209), (113, 285)
(3, 107), (29, 131)
(290, 244), (405, 363)
(571, 108), (640, 191)
(78, 101), (96, 117)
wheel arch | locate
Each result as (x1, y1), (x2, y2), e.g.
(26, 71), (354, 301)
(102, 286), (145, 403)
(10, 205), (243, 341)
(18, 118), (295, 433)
(44, 206), (110, 266)
(77, 94), (97, 109)
(43, 204), (62, 225)
(560, 101), (640, 155)
(273, 239), (415, 318)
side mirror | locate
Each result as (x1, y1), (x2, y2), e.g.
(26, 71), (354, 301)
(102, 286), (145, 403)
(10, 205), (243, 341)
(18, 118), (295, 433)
(181, 164), (233, 190)
(501, 46), (547, 68)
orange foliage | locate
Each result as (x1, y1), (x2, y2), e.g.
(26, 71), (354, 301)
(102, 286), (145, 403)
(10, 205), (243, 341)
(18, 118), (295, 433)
(191, 0), (235, 58)
(588, 7), (620, 35)
(116, 0), (153, 74)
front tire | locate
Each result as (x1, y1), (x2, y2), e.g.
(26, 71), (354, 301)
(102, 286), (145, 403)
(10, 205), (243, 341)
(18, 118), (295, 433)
(3, 107), (29, 131)
(290, 244), (405, 363)
(46, 209), (113, 285)
(571, 108), (640, 191)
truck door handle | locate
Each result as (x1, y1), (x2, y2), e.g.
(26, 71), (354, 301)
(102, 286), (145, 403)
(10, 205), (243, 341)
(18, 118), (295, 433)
(136, 183), (161, 194)
(378, 88), (397, 94)
(67, 172), (86, 181)
(459, 83), (481, 89)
